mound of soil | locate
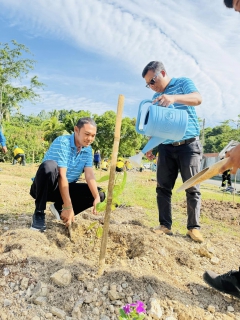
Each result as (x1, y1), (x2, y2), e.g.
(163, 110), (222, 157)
(1, 204), (240, 320)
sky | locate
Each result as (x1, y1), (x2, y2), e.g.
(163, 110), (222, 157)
(0, 0), (240, 128)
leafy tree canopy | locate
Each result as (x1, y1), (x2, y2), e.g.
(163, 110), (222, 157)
(0, 40), (44, 122)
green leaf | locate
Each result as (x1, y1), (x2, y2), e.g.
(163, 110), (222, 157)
(96, 201), (107, 212)
(96, 226), (103, 238)
(87, 221), (97, 230)
(97, 175), (109, 182)
(119, 309), (128, 318)
(113, 185), (121, 198)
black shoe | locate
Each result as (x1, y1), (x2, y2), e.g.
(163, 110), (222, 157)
(203, 269), (240, 299)
(30, 210), (46, 232)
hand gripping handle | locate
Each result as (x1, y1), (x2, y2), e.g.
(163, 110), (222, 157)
(135, 99), (152, 134)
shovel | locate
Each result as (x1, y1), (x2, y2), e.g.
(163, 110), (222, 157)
(177, 158), (230, 192)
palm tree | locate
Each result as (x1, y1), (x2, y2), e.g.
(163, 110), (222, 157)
(42, 116), (68, 143)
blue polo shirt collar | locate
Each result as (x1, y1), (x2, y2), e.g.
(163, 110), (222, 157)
(70, 133), (85, 151)
(166, 78), (177, 88)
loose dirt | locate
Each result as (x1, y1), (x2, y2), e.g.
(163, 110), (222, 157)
(0, 164), (240, 320)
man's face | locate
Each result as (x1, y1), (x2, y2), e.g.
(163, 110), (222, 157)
(233, 0), (240, 11)
(144, 70), (165, 93)
(74, 123), (96, 148)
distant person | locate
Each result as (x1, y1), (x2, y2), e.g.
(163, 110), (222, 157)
(202, 0), (240, 298)
(125, 160), (132, 171)
(101, 159), (108, 171)
(116, 157), (125, 172)
(0, 129), (7, 154)
(221, 152), (232, 188)
(142, 61), (203, 242)
(12, 146), (26, 166)
(221, 169), (232, 188)
(29, 117), (105, 232)
(93, 150), (101, 169)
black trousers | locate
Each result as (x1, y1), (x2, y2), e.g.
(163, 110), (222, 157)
(221, 170), (232, 187)
(30, 160), (105, 214)
(13, 153), (26, 165)
(94, 161), (100, 169)
(157, 140), (202, 230)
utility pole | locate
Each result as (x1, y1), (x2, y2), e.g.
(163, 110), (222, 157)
(201, 118), (205, 151)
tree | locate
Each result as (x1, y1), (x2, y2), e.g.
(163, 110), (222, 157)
(93, 111), (145, 158)
(2, 115), (48, 163)
(119, 117), (145, 156)
(203, 121), (239, 153)
(42, 116), (68, 143)
(0, 40), (44, 123)
(93, 111), (117, 158)
(63, 110), (91, 133)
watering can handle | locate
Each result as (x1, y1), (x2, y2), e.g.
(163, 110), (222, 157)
(135, 99), (152, 134)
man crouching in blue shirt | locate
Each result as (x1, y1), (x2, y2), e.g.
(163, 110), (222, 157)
(30, 117), (105, 232)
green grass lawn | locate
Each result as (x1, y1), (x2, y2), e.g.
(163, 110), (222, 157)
(1, 163), (239, 238)
(94, 169), (240, 237)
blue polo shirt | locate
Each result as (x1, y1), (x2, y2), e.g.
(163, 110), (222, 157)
(43, 134), (93, 183)
(0, 130), (6, 147)
(152, 77), (200, 144)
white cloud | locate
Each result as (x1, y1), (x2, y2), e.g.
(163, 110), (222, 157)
(23, 89), (115, 116)
(1, 0), (240, 126)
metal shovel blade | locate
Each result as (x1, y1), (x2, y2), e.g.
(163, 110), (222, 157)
(177, 158), (229, 192)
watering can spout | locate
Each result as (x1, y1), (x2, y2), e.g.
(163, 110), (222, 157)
(129, 151), (144, 167)
(142, 137), (164, 154)
(129, 137), (164, 167)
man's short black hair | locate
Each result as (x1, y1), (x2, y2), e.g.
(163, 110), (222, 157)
(142, 61), (166, 78)
(76, 117), (96, 129)
(224, 0), (233, 8)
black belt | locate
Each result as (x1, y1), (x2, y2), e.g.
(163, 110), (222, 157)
(171, 137), (199, 147)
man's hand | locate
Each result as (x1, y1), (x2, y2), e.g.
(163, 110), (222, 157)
(152, 94), (175, 107)
(61, 208), (75, 227)
(219, 144), (240, 174)
(92, 195), (101, 215)
(2, 146), (7, 154)
(145, 150), (155, 161)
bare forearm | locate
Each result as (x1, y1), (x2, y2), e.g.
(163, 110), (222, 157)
(86, 177), (100, 199)
(174, 93), (202, 106)
(58, 176), (72, 206)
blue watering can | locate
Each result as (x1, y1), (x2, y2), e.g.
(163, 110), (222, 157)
(129, 99), (188, 166)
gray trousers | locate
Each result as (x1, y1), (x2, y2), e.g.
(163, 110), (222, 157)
(156, 140), (202, 230)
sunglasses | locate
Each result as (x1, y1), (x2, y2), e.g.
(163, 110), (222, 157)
(146, 72), (160, 88)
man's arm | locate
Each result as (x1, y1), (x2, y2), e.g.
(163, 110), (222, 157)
(153, 92), (202, 107)
(84, 167), (101, 214)
(58, 167), (75, 226)
(0, 131), (7, 154)
(219, 144), (240, 174)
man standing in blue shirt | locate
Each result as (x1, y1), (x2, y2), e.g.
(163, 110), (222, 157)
(0, 129), (8, 154)
(142, 61), (203, 242)
(30, 117), (105, 232)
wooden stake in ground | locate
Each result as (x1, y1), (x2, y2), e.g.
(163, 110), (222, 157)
(98, 94), (124, 275)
